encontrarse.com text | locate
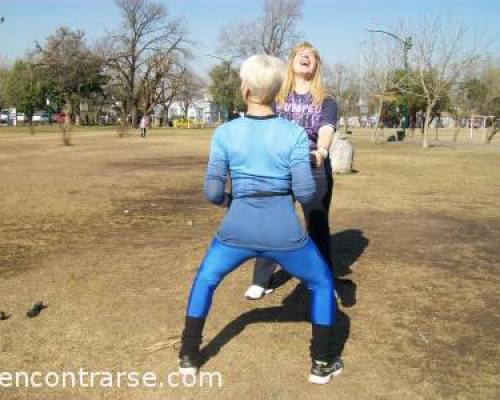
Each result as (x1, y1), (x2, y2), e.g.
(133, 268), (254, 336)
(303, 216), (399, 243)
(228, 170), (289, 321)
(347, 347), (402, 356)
(0, 369), (223, 389)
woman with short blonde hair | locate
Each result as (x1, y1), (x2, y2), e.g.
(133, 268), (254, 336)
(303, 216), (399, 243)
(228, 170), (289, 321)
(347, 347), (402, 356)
(239, 54), (285, 104)
(178, 53), (342, 384)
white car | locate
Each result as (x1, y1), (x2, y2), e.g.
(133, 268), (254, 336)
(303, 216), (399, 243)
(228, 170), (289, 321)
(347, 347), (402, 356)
(17, 113), (28, 123)
(32, 111), (50, 124)
(0, 109), (9, 123)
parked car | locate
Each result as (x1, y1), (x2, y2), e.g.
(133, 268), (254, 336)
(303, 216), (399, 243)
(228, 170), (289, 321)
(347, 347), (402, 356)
(32, 111), (51, 124)
(97, 114), (117, 125)
(0, 109), (8, 124)
(51, 112), (66, 124)
(16, 113), (28, 123)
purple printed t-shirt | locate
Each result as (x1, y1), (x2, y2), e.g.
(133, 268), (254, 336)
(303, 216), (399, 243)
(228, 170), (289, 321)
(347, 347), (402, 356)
(275, 91), (337, 149)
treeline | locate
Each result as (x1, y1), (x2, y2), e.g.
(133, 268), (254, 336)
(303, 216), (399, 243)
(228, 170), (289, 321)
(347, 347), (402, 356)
(0, 0), (498, 148)
(0, 0), (202, 130)
(205, 1), (500, 148)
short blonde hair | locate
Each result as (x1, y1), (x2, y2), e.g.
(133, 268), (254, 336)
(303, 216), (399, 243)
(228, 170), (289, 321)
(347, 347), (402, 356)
(240, 54), (285, 105)
(276, 42), (325, 106)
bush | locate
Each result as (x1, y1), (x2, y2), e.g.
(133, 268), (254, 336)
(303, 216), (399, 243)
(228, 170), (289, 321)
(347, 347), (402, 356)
(172, 119), (203, 129)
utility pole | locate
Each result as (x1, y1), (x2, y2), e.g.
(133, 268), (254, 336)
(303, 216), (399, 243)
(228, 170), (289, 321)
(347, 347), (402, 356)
(358, 41), (368, 127)
(366, 29), (412, 135)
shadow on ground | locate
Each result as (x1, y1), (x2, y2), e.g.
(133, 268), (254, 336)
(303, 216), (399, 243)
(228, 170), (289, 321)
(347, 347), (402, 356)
(268, 228), (369, 307)
(198, 229), (369, 367)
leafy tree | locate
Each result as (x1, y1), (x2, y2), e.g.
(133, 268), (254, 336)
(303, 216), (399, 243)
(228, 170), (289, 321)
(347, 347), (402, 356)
(208, 61), (245, 119)
(33, 27), (105, 121)
(474, 66), (500, 143)
(0, 65), (10, 109)
(5, 61), (49, 126)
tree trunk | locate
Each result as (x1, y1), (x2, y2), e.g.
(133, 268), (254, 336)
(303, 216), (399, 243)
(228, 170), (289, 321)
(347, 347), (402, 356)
(372, 100), (384, 143)
(28, 118), (35, 136)
(485, 125), (498, 145)
(422, 106), (433, 149)
(162, 104), (171, 127)
(452, 126), (461, 142)
(131, 100), (138, 128)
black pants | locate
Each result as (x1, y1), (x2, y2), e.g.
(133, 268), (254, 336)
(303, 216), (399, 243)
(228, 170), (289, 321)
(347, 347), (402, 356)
(302, 158), (334, 265)
(252, 158), (334, 287)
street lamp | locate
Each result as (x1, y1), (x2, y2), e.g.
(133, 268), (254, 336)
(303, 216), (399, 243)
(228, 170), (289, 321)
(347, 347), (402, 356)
(366, 28), (413, 134)
(204, 54), (235, 75)
(366, 29), (412, 70)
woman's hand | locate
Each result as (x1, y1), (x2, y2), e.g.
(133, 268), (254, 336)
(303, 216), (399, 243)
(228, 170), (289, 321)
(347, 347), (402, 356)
(310, 150), (324, 168)
(220, 192), (232, 208)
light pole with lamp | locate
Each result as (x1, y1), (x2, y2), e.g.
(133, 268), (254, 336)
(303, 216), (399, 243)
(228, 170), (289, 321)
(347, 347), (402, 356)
(366, 29), (412, 136)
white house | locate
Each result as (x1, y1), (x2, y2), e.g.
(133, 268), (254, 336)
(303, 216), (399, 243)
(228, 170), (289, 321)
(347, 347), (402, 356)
(167, 93), (220, 123)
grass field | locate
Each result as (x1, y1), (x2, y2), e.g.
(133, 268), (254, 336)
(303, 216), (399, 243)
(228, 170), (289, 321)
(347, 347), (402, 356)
(0, 127), (499, 399)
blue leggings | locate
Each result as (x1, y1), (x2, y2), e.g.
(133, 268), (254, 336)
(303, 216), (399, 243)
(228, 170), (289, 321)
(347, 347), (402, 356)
(187, 238), (336, 326)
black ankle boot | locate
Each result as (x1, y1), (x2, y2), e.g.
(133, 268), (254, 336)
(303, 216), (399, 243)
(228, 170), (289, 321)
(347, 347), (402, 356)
(179, 317), (205, 374)
(309, 324), (343, 384)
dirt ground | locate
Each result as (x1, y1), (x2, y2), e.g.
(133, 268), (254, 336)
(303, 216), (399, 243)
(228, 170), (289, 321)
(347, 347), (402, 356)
(0, 127), (499, 399)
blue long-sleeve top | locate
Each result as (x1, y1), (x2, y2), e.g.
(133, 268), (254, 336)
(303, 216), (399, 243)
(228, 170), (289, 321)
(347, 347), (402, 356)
(204, 115), (316, 251)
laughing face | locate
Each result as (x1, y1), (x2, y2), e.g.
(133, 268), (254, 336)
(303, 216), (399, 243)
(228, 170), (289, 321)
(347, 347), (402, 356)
(292, 47), (317, 79)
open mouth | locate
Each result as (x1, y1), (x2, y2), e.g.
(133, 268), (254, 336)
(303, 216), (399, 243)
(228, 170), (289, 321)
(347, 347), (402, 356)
(299, 59), (310, 67)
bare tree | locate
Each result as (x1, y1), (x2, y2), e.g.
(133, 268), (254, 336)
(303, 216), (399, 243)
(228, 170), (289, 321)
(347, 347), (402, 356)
(363, 34), (404, 142)
(161, 62), (187, 126)
(408, 17), (481, 148)
(176, 70), (205, 119)
(103, 0), (189, 126)
(218, 0), (303, 59)
(138, 53), (188, 117)
(324, 63), (359, 134)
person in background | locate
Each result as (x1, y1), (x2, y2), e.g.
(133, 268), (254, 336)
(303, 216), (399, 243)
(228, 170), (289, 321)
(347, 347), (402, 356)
(139, 115), (149, 138)
(245, 42), (338, 300)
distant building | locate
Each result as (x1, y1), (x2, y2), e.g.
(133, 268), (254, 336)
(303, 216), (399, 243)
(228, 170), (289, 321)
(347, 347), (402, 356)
(168, 93), (220, 123)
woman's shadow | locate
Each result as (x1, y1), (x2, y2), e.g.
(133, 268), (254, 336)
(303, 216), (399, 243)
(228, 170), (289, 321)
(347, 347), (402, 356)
(198, 229), (369, 367)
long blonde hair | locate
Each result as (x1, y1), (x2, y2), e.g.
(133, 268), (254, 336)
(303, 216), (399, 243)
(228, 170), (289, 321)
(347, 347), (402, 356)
(276, 42), (325, 106)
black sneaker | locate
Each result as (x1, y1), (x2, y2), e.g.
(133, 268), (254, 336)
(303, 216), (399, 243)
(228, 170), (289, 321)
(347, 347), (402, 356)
(308, 357), (344, 384)
(178, 355), (199, 375)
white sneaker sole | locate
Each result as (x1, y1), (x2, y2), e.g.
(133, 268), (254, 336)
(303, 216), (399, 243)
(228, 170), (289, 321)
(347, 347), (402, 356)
(308, 368), (343, 385)
(245, 286), (274, 300)
(178, 366), (198, 375)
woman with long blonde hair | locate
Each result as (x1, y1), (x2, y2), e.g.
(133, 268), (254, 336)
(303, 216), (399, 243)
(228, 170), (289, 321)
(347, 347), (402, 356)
(178, 54), (342, 384)
(245, 42), (338, 300)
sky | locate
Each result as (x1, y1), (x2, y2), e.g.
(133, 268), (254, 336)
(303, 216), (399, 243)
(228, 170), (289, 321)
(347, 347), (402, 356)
(0, 0), (499, 78)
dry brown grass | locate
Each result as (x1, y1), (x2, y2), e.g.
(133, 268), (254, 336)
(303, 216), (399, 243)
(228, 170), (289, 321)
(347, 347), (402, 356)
(0, 127), (499, 399)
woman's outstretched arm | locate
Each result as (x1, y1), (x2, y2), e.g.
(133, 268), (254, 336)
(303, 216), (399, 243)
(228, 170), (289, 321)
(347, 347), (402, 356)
(204, 128), (230, 206)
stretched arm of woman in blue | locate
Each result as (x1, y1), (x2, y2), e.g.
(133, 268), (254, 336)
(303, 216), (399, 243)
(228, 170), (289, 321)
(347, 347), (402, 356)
(203, 128), (230, 206)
